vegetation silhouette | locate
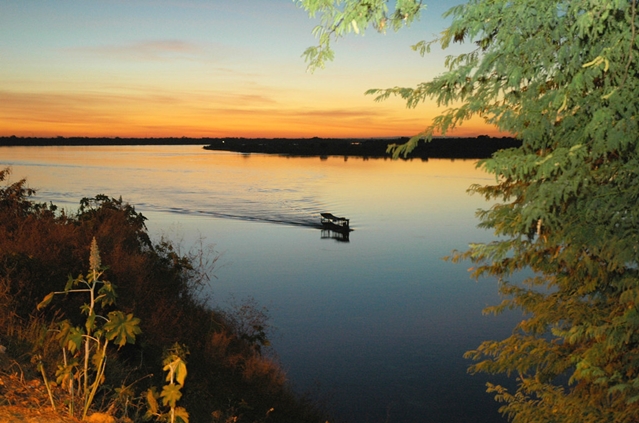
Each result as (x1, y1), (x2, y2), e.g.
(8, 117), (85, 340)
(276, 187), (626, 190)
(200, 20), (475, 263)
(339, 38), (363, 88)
(203, 136), (520, 159)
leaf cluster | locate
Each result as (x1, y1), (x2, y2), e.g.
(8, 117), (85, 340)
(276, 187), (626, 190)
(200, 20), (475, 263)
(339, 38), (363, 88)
(295, 0), (424, 71)
(145, 344), (190, 423)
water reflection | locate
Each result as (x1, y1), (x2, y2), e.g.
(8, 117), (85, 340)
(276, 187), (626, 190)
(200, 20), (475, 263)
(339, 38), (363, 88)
(0, 145), (514, 423)
(320, 228), (350, 242)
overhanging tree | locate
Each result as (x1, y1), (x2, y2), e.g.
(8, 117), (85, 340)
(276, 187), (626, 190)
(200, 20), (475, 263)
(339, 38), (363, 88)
(296, 0), (639, 421)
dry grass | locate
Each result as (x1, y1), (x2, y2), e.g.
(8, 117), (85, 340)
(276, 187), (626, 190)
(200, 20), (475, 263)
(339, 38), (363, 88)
(0, 372), (81, 423)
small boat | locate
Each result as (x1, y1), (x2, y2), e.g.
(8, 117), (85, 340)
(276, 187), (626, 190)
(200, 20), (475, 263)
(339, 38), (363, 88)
(320, 213), (350, 232)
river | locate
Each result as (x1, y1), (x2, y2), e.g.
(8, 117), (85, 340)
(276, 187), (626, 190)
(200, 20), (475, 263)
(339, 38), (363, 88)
(0, 145), (518, 423)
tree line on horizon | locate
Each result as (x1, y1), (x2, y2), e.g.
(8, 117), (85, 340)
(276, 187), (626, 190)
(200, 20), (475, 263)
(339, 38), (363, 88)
(0, 135), (520, 159)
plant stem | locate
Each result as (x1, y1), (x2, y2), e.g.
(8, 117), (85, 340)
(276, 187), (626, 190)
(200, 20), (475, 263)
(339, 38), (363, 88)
(62, 349), (74, 416)
(38, 363), (57, 411)
(83, 273), (97, 411)
(83, 339), (109, 419)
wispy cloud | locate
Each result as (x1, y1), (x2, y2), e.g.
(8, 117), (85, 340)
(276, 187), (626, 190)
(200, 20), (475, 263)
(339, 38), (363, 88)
(0, 88), (495, 138)
(65, 39), (204, 62)
(0, 88), (281, 130)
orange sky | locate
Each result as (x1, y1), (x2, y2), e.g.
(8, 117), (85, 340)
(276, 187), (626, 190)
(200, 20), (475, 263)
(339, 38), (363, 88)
(0, 1), (503, 139)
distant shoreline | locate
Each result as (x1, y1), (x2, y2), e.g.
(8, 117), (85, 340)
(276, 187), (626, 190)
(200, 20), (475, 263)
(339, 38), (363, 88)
(0, 136), (521, 159)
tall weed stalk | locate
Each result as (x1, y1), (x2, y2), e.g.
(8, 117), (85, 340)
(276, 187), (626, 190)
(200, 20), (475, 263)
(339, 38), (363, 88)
(37, 237), (142, 419)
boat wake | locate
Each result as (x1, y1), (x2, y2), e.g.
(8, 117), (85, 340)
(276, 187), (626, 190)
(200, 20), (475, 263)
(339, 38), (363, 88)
(172, 207), (325, 229)
(37, 191), (327, 230)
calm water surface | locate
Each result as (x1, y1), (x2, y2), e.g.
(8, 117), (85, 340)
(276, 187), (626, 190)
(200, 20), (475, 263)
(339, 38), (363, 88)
(1, 146), (518, 423)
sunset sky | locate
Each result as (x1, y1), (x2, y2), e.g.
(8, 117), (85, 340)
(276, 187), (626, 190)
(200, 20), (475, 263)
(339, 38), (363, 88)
(1, 0), (501, 138)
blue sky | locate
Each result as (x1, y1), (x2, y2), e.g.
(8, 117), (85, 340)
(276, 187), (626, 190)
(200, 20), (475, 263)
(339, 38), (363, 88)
(0, 0), (498, 138)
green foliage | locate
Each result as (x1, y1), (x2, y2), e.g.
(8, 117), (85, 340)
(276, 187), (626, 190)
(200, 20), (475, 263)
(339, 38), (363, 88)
(37, 238), (142, 420)
(300, 0), (639, 421)
(145, 344), (190, 423)
(294, 0), (424, 71)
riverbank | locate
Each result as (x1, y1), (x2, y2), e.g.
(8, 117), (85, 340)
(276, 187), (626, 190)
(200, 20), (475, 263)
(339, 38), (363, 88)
(0, 136), (521, 159)
(0, 171), (330, 423)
